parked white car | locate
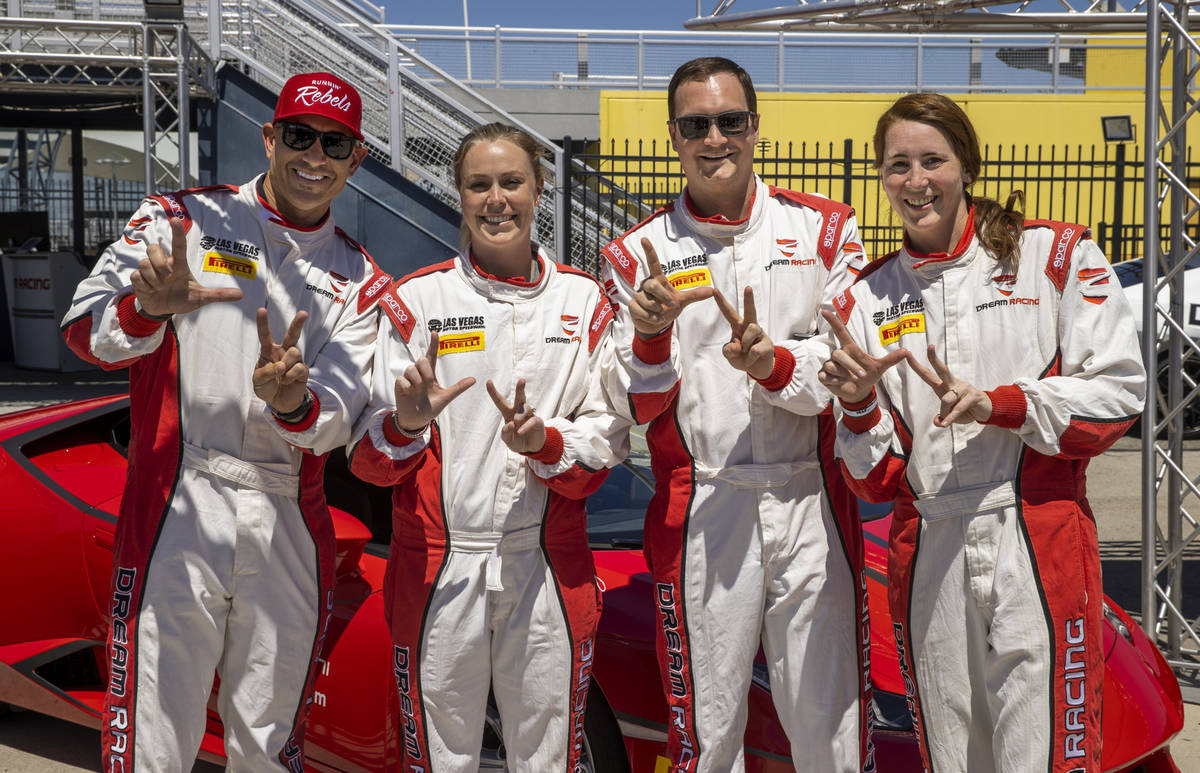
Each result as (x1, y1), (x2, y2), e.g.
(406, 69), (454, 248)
(1115, 255), (1200, 437)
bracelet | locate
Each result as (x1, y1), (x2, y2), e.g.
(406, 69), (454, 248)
(134, 297), (173, 322)
(391, 412), (430, 438)
(840, 397), (877, 419)
(272, 390), (313, 424)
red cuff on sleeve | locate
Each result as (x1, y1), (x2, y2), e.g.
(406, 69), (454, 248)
(632, 324), (673, 365)
(753, 346), (795, 392)
(983, 385), (1027, 428)
(840, 389), (881, 434)
(524, 426), (564, 465)
(382, 411), (422, 447)
(273, 389), (320, 432)
(116, 294), (167, 338)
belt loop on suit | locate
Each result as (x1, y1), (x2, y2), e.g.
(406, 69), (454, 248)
(181, 442), (300, 497)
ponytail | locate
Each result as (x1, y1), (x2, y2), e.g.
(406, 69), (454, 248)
(972, 190), (1025, 275)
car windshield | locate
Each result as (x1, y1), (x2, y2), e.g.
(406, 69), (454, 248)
(586, 429), (654, 549)
(1112, 252), (1200, 288)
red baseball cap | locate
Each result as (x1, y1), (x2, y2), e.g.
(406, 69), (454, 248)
(273, 72), (364, 141)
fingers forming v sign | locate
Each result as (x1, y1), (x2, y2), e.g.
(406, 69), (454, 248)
(713, 286), (776, 381)
(905, 345), (993, 427)
(818, 310), (909, 403)
(628, 237), (716, 336)
(130, 218), (243, 317)
(486, 378), (547, 454)
(252, 308), (310, 413)
(393, 332), (476, 433)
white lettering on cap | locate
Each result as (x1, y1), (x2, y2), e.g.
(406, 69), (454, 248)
(293, 85), (352, 114)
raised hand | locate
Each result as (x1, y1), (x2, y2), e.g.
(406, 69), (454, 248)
(629, 237), (716, 336)
(486, 378), (547, 455)
(253, 308), (310, 414)
(906, 345), (993, 427)
(713, 286), (775, 380)
(130, 218), (243, 317)
(818, 310), (908, 403)
(393, 332), (476, 432)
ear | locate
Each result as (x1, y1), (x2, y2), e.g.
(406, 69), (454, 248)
(347, 144), (369, 176)
(262, 123), (276, 157)
(667, 120), (681, 154)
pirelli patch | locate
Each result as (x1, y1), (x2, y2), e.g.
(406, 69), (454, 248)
(878, 313), (925, 346)
(202, 252), (256, 280)
(668, 267), (713, 291)
(438, 331), (485, 355)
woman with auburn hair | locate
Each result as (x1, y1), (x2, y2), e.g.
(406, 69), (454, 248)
(348, 122), (628, 771)
(819, 92), (1145, 772)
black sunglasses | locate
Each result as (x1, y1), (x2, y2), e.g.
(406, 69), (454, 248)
(278, 122), (358, 160)
(672, 110), (755, 140)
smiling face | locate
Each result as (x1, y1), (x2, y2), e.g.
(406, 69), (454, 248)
(457, 139), (541, 261)
(261, 114), (367, 227)
(668, 72), (759, 219)
(880, 119), (972, 255)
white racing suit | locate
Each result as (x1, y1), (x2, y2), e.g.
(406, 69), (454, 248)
(599, 178), (874, 773)
(832, 213), (1145, 773)
(348, 246), (629, 772)
(61, 177), (389, 772)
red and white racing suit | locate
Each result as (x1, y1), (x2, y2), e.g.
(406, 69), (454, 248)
(349, 246), (628, 772)
(600, 179), (873, 773)
(832, 212), (1145, 773)
(61, 177), (388, 772)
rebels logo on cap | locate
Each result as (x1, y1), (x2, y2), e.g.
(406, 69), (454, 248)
(274, 72), (364, 140)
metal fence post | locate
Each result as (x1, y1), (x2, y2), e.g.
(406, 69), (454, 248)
(1113, 142), (1126, 262)
(494, 25), (501, 87)
(916, 36), (924, 92)
(557, 138), (571, 265)
(1052, 33), (1061, 94)
(637, 33), (644, 90)
(177, 24), (190, 188)
(388, 39), (405, 174)
(208, 0), (220, 62)
(842, 138), (853, 206)
(777, 31), (785, 92)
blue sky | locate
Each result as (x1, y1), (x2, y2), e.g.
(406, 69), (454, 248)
(380, 1), (727, 30)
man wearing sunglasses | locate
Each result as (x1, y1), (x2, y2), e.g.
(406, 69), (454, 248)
(600, 57), (873, 772)
(62, 71), (389, 772)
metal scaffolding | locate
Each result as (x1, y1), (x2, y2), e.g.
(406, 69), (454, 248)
(0, 16), (213, 193)
(689, 0), (1200, 678)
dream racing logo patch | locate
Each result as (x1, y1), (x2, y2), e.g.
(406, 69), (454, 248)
(878, 313), (925, 346)
(1077, 267), (1110, 305)
(993, 274), (1017, 297)
(203, 252), (257, 280)
(547, 314), (582, 345)
(306, 271), (348, 305)
(765, 238), (816, 271)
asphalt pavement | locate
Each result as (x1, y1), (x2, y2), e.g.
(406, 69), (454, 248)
(0, 362), (1196, 771)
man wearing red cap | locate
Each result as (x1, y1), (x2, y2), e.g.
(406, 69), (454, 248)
(61, 72), (390, 772)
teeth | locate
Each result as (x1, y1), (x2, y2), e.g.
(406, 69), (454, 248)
(484, 216), (514, 224)
(907, 196), (934, 207)
(295, 169), (324, 181)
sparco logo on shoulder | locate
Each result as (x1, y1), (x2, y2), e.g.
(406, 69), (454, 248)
(608, 242), (630, 269)
(293, 85), (352, 114)
(822, 211), (842, 249)
(1053, 228), (1076, 271)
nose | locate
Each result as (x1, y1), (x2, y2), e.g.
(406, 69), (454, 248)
(485, 184), (504, 205)
(704, 119), (724, 144)
(904, 164), (928, 189)
(302, 138), (329, 162)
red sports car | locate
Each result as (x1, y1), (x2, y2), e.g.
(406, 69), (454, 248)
(0, 395), (1184, 771)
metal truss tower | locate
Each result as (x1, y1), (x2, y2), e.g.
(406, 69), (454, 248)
(689, 0), (1200, 678)
(0, 16), (214, 193)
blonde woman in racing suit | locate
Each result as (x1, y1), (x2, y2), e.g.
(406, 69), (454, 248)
(345, 123), (628, 772)
(821, 92), (1145, 773)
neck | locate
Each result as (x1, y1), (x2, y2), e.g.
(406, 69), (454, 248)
(473, 242), (535, 280)
(261, 171), (324, 228)
(686, 174), (756, 221)
(909, 201), (971, 256)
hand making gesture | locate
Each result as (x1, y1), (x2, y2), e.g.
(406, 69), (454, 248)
(130, 218), (243, 317)
(905, 345), (993, 427)
(713, 286), (775, 381)
(393, 332), (476, 433)
(486, 378), (547, 455)
(629, 238), (716, 337)
(818, 310), (909, 403)
(252, 308), (311, 414)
